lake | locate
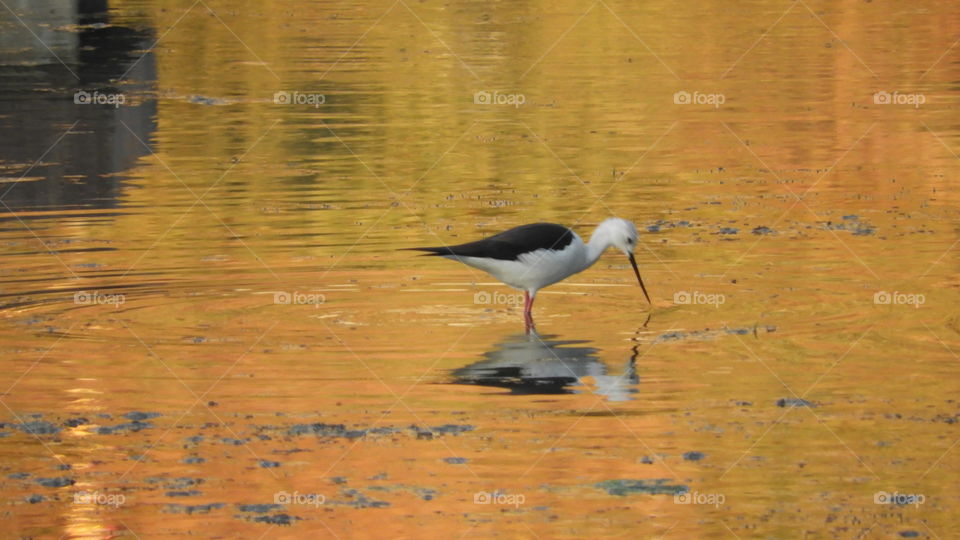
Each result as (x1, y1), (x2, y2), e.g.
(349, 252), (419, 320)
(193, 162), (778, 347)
(1, 0), (958, 538)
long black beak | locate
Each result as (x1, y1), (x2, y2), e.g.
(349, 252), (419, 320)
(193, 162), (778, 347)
(628, 253), (651, 304)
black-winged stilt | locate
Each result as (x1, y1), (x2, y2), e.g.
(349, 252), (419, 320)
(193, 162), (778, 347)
(408, 218), (650, 330)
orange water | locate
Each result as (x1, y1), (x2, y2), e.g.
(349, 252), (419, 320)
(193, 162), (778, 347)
(1, 0), (958, 538)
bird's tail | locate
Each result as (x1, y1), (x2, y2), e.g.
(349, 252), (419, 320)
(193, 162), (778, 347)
(401, 247), (453, 256)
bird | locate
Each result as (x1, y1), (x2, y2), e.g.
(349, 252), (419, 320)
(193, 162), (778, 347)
(407, 218), (650, 331)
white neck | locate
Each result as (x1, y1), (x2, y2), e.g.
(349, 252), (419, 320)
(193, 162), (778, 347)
(584, 223), (617, 270)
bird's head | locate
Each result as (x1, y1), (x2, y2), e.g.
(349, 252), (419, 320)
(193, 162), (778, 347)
(601, 217), (639, 256)
(597, 217), (650, 304)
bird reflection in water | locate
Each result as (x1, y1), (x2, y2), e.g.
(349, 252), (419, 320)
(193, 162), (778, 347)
(452, 332), (640, 401)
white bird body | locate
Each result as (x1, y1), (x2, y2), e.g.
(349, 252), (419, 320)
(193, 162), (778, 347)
(450, 231), (588, 293)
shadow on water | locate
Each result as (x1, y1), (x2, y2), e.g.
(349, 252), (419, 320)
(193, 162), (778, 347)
(451, 331), (640, 401)
(0, 0), (156, 210)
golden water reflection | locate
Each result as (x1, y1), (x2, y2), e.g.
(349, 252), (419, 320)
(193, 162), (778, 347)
(1, 0), (959, 537)
(453, 331), (640, 401)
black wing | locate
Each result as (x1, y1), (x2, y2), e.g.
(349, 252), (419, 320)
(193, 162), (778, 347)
(407, 223), (574, 261)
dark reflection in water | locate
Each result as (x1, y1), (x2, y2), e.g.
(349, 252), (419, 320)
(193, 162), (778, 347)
(452, 333), (639, 401)
(0, 0), (156, 210)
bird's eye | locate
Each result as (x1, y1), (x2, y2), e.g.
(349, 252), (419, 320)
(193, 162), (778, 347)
(627, 238), (633, 244)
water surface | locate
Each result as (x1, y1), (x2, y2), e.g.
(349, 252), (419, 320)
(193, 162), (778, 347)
(1, 0), (959, 537)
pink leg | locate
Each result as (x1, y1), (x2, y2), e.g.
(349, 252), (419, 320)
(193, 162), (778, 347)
(523, 291), (536, 333)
